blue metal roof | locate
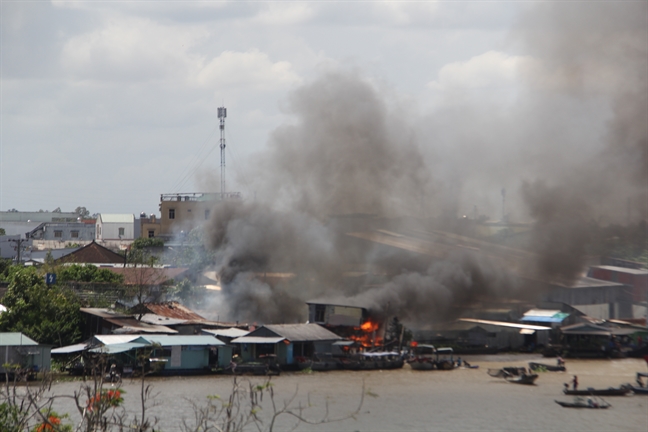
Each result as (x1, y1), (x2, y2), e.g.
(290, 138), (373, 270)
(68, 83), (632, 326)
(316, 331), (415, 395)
(143, 335), (225, 346)
(520, 313), (569, 323)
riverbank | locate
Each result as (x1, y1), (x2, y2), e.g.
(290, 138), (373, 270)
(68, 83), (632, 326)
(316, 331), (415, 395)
(42, 354), (647, 431)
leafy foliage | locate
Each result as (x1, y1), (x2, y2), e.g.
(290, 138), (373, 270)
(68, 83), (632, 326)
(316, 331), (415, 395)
(0, 258), (13, 281)
(131, 238), (164, 249)
(0, 227), (5, 236)
(0, 267), (82, 347)
(74, 206), (91, 219)
(57, 264), (124, 284)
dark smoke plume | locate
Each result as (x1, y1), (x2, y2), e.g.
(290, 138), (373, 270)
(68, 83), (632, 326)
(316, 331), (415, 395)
(513, 2), (647, 284)
(204, 3), (646, 324)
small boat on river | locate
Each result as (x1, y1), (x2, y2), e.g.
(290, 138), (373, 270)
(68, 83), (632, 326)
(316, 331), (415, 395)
(529, 362), (566, 372)
(407, 345), (456, 371)
(340, 352), (404, 370)
(488, 367), (538, 385)
(563, 387), (629, 396)
(624, 372), (648, 395)
(296, 354), (340, 371)
(555, 396), (610, 409)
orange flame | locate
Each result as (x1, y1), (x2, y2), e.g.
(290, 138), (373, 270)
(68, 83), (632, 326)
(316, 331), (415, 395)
(360, 319), (379, 332)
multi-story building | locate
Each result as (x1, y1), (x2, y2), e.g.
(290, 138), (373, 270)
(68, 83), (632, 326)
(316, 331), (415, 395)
(135, 212), (162, 239)
(158, 192), (241, 238)
(96, 214), (135, 241)
(27, 221), (96, 243)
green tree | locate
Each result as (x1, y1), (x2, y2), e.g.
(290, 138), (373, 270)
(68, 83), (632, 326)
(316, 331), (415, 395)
(58, 264), (124, 284)
(0, 227), (5, 236)
(131, 237), (165, 250)
(0, 258), (13, 281)
(0, 267), (82, 347)
(74, 206), (91, 219)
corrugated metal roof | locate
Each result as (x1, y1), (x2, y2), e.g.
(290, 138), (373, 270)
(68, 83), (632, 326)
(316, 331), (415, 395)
(231, 336), (286, 344)
(90, 343), (148, 354)
(591, 265), (648, 275)
(133, 301), (205, 320)
(80, 308), (131, 319)
(202, 328), (249, 338)
(459, 318), (552, 331)
(93, 335), (146, 345)
(139, 314), (188, 326)
(520, 314), (569, 323)
(0, 332), (39, 346)
(104, 317), (178, 334)
(143, 335), (224, 346)
(523, 309), (562, 317)
(258, 323), (343, 342)
(52, 343), (88, 354)
(99, 214), (135, 223)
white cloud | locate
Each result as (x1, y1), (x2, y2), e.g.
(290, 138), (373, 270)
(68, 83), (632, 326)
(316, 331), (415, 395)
(251, 3), (315, 26)
(427, 51), (534, 92)
(60, 18), (205, 82)
(195, 50), (302, 91)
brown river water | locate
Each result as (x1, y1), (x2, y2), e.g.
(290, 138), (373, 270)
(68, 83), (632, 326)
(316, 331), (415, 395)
(43, 354), (647, 431)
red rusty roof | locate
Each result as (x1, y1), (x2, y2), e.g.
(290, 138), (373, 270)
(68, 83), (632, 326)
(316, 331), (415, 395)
(57, 241), (125, 264)
(131, 301), (206, 321)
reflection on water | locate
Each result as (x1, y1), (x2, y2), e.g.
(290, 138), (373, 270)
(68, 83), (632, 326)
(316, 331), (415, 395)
(47, 355), (647, 431)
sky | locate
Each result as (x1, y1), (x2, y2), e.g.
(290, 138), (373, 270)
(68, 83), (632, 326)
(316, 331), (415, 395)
(1, 1), (646, 224)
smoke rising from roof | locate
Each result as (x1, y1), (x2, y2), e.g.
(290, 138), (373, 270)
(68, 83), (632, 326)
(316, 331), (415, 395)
(204, 3), (646, 324)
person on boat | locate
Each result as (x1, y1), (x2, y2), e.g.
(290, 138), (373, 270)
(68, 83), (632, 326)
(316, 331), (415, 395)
(572, 375), (578, 391)
(556, 356), (565, 367)
(456, 357), (462, 367)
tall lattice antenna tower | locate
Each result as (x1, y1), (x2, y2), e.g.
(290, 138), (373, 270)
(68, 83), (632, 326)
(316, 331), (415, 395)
(218, 107), (227, 195)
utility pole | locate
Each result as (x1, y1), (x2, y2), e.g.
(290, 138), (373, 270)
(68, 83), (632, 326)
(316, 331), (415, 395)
(8, 237), (28, 264)
(218, 106), (227, 196)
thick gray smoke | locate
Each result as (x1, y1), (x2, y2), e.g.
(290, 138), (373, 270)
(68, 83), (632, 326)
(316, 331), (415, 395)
(514, 2), (647, 283)
(204, 3), (646, 324)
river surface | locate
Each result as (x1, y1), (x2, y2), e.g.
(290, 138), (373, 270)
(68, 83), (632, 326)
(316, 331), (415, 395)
(44, 354), (647, 431)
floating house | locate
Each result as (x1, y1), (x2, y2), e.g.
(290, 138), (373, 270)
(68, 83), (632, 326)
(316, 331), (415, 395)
(53, 333), (231, 374)
(0, 332), (51, 374)
(231, 323), (342, 366)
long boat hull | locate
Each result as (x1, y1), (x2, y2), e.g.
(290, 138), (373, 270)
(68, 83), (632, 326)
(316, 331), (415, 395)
(408, 361), (435, 371)
(563, 387), (629, 396)
(528, 362), (566, 372)
(555, 400), (610, 409)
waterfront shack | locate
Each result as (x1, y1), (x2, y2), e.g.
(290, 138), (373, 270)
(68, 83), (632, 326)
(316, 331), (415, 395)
(53, 334), (230, 375)
(231, 323), (342, 367)
(0, 332), (51, 375)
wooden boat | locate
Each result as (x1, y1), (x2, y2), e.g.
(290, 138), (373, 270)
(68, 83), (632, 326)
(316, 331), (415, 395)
(296, 355), (340, 371)
(488, 367), (538, 385)
(529, 362), (566, 372)
(626, 372), (648, 395)
(563, 387), (629, 396)
(340, 352), (404, 370)
(407, 345), (456, 371)
(555, 397), (610, 409)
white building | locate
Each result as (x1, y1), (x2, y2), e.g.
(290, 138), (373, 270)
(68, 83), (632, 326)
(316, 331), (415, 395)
(96, 214), (135, 241)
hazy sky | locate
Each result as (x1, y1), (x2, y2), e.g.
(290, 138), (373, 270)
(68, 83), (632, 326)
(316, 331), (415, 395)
(1, 1), (644, 223)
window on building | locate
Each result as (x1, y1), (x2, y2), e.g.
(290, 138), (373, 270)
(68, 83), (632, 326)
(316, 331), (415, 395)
(314, 305), (326, 322)
(71, 231), (79, 238)
(54, 230), (63, 238)
(148, 230), (155, 238)
(205, 209), (210, 220)
(169, 208), (175, 219)
(118, 227), (125, 236)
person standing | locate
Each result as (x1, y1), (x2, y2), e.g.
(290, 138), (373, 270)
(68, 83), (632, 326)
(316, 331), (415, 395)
(572, 375), (578, 391)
